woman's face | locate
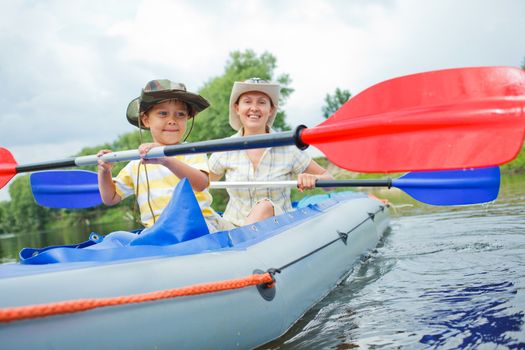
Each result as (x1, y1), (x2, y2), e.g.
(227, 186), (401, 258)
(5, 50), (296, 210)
(235, 91), (274, 133)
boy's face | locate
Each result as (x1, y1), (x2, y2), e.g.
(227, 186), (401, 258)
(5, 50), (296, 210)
(141, 100), (189, 145)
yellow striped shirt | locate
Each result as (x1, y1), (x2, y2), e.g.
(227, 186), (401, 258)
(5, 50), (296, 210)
(114, 154), (219, 229)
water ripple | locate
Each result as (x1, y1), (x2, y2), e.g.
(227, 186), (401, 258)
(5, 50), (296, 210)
(260, 193), (525, 349)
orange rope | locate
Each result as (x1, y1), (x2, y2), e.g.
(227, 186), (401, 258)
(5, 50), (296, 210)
(0, 272), (274, 323)
(368, 193), (390, 206)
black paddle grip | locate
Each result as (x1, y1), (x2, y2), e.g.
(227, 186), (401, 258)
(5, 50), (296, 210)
(293, 125), (309, 150)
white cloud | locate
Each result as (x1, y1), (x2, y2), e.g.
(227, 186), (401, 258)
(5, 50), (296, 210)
(0, 140), (90, 201)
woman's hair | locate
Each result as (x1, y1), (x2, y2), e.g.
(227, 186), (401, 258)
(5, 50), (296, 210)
(235, 91), (275, 108)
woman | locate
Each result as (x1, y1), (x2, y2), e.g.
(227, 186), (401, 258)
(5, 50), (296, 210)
(209, 78), (334, 228)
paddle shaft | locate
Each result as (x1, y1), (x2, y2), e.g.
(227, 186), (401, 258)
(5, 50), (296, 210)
(212, 177), (495, 189)
(30, 177), (496, 191)
(29, 179), (393, 193)
(13, 129), (305, 174)
(210, 179), (392, 189)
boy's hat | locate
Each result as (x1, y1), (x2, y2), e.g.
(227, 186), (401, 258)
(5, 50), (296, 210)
(229, 78), (280, 131)
(126, 79), (210, 129)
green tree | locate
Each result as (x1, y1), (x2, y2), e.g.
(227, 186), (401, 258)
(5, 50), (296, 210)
(3, 50), (294, 232)
(502, 56), (525, 173)
(0, 201), (13, 233)
(322, 88), (352, 118)
(7, 175), (55, 232)
(189, 50), (293, 142)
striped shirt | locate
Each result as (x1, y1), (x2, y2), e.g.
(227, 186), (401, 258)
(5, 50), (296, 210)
(114, 153), (220, 229)
(208, 130), (311, 227)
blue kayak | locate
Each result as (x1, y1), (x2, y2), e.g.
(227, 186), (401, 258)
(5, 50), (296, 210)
(0, 180), (389, 349)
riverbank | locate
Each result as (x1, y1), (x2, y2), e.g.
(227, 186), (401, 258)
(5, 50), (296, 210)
(501, 145), (525, 174)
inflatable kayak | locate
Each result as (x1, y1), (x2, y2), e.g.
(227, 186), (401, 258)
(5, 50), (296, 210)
(0, 180), (389, 350)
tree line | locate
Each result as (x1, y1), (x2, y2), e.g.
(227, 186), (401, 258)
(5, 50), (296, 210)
(0, 50), (352, 234)
(1, 52), (524, 234)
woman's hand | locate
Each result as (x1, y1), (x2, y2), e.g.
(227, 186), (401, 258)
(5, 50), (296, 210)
(97, 149), (113, 174)
(297, 173), (319, 192)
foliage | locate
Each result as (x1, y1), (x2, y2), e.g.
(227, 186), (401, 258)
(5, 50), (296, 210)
(2, 49), (293, 231)
(1, 130), (151, 235)
(0, 201), (13, 233)
(5, 175), (57, 232)
(322, 88), (352, 119)
(5, 53), (524, 235)
(501, 144), (525, 174)
(491, 63), (525, 173)
(188, 50), (293, 143)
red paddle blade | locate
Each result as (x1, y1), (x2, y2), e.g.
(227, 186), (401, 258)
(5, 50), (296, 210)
(0, 147), (17, 189)
(302, 66), (525, 173)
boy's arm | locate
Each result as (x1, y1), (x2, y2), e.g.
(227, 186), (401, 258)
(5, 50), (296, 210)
(138, 143), (209, 192)
(97, 150), (122, 206)
(160, 157), (209, 192)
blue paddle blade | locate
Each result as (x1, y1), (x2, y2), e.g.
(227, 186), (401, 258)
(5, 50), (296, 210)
(392, 167), (500, 206)
(30, 170), (102, 209)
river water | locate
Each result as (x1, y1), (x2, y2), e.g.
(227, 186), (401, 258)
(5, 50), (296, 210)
(1, 176), (524, 349)
(261, 176), (525, 349)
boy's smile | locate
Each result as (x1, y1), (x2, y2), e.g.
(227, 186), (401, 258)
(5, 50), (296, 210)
(141, 100), (189, 145)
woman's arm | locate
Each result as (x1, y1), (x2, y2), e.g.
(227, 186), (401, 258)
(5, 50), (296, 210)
(209, 171), (223, 182)
(297, 160), (334, 191)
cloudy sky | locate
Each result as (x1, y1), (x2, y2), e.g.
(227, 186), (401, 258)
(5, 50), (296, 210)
(1, 0), (524, 201)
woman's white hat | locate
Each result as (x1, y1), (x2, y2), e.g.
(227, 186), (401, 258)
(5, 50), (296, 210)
(229, 78), (280, 131)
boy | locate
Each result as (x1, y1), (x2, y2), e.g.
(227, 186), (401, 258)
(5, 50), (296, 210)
(97, 80), (221, 232)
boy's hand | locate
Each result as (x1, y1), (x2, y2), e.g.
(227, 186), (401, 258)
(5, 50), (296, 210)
(97, 149), (113, 174)
(297, 173), (318, 192)
(139, 143), (166, 165)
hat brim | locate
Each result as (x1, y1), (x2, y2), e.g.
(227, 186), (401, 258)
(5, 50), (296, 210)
(127, 91), (210, 129)
(229, 82), (280, 131)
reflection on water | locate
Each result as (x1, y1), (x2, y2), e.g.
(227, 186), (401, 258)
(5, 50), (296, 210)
(419, 282), (524, 348)
(0, 221), (135, 264)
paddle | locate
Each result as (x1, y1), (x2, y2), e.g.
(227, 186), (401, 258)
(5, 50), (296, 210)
(2, 66), (524, 191)
(30, 167), (500, 208)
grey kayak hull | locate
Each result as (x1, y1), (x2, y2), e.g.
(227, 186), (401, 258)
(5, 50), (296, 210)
(0, 195), (389, 349)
